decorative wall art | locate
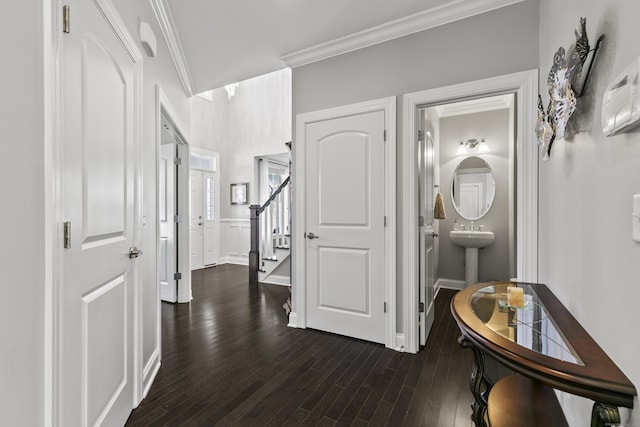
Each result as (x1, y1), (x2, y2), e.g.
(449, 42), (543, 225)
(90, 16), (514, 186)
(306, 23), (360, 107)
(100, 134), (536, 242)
(536, 18), (605, 160)
(230, 182), (249, 205)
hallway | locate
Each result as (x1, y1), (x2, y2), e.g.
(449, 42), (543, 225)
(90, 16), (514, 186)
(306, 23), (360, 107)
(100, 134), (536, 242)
(126, 264), (475, 426)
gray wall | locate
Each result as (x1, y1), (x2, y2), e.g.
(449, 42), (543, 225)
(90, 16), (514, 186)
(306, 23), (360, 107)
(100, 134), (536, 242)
(191, 69), (292, 220)
(0, 2), (45, 424)
(538, 0), (640, 424)
(292, 0), (539, 333)
(438, 109), (511, 282)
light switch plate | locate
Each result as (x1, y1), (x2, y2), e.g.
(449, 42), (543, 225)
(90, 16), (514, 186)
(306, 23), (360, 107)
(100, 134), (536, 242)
(633, 194), (640, 243)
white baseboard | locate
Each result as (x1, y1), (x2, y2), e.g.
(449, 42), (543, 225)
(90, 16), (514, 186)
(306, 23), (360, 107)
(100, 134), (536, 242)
(435, 278), (466, 294)
(287, 311), (299, 328)
(259, 275), (291, 286)
(142, 348), (161, 399)
(219, 255), (249, 266)
(395, 333), (405, 352)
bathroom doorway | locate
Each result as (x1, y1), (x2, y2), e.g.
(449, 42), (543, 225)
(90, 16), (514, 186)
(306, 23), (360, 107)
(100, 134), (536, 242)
(401, 70), (539, 353)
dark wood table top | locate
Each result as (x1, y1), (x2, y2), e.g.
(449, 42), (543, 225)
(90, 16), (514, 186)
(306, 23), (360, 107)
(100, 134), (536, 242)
(451, 282), (637, 408)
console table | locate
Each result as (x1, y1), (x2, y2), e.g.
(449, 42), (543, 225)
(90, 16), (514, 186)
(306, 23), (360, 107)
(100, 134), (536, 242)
(450, 282), (636, 427)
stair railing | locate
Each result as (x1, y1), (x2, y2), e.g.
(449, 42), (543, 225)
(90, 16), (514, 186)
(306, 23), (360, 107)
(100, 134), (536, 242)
(249, 175), (290, 283)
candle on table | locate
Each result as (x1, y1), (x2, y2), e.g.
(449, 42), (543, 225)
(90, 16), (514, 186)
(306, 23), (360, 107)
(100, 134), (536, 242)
(508, 287), (524, 308)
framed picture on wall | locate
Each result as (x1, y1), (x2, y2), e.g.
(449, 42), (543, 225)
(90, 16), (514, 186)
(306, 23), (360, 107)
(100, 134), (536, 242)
(230, 182), (249, 205)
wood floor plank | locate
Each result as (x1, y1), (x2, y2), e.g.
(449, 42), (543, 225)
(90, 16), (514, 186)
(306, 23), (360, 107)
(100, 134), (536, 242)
(126, 266), (477, 427)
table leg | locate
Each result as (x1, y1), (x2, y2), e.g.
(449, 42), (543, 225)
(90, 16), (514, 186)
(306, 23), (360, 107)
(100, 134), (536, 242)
(458, 335), (495, 427)
(590, 402), (621, 427)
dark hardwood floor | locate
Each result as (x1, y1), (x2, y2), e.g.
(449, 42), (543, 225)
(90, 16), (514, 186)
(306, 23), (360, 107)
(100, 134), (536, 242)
(126, 264), (477, 426)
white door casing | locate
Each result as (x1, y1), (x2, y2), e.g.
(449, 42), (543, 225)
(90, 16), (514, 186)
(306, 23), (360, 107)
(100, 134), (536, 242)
(402, 70), (538, 353)
(58, 0), (142, 424)
(160, 143), (177, 303)
(292, 97), (396, 349)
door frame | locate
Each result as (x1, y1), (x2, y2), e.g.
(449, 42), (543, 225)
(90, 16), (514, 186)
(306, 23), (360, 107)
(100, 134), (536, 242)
(291, 97), (396, 350)
(156, 85), (192, 305)
(401, 70), (538, 354)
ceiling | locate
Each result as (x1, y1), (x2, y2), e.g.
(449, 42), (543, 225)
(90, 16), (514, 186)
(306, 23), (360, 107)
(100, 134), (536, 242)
(154, 0), (526, 95)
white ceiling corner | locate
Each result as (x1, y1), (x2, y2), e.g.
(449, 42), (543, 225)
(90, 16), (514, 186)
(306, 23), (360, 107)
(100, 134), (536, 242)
(280, 0), (527, 68)
(149, 0), (196, 97)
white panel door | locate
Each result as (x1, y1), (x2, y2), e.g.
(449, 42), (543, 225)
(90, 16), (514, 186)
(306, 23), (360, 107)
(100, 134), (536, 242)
(160, 143), (177, 302)
(190, 170), (204, 270)
(60, 0), (139, 425)
(418, 112), (436, 346)
(305, 110), (386, 343)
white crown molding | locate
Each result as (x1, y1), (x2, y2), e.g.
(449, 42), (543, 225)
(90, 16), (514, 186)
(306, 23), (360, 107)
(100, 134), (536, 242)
(149, 0), (195, 97)
(281, 0), (526, 68)
(434, 94), (512, 117)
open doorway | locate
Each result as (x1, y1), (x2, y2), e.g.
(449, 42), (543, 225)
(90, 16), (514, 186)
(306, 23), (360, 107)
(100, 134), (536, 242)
(157, 87), (192, 303)
(402, 70), (538, 353)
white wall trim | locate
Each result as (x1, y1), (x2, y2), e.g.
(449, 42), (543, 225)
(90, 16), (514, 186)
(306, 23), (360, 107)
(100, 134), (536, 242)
(435, 278), (466, 292)
(141, 347), (161, 399)
(293, 96), (397, 350)
(287, 312), (299, 328)
(149, 0), (195, 97)
(259, 275), (291, 286)
(281, 0), (526, 68)
(218, 256), (249, 266)
(401, 70), (538, 354)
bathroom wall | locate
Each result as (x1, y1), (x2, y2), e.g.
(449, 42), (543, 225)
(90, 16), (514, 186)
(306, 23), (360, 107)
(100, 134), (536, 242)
(438, 109), (511, 283)
(538, 1), (640, 424)
(292, 0), (539, 333)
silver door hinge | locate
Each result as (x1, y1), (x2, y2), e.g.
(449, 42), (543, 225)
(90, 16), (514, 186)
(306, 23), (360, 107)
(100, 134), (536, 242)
(63, 5), (70, 33)
(174, 272), (182, 280)
(384, 302), (387, 313)
(419, 216), (425, 227)
(418, 129), (424, 142)
(419, 302), (425, 313)
(384, 216), (387, 227)
(384, 130), (387, 141)
(63, 222), (71, 249)
(174, 214), (182, 223)
(174, 157), (182, 166)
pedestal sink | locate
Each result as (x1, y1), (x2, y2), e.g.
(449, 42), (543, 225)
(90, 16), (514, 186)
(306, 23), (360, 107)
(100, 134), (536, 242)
(450, 230), (495, 287)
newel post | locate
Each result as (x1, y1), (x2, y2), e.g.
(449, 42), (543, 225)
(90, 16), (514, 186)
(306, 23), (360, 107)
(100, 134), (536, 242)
(249, 205), (260, 284)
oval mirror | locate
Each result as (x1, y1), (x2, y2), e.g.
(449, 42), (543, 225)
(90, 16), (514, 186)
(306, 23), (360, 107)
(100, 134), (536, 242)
(451, 156), (496, 220)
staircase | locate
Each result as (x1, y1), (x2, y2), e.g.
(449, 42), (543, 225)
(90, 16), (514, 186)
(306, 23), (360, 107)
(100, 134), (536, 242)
(249, 175), (291, 285)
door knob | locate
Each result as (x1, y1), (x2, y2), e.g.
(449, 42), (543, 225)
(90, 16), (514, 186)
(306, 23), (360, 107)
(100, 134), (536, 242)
(129, 246), (143, 258)
(431, 232), (439, 238)
(306, 232), (318, 239)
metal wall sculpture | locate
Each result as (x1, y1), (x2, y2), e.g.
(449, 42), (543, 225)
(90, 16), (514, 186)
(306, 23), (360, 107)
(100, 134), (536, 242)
(536, 18), (605, 160)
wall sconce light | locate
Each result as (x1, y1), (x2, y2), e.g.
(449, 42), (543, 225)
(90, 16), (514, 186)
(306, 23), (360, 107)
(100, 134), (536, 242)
(456, 138), (489, 156)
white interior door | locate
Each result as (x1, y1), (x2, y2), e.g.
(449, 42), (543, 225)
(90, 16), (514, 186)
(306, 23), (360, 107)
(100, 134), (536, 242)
(418, 110), (436, 346)
(160, 143), (177, 302)
(190, 170), (204, 270)
(60, 0), (140, 424)
(305, 110), (386, 344)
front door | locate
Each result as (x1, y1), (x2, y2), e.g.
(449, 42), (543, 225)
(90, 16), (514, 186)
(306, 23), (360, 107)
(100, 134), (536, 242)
(305, 110), (386, 344)
(418, 109), (436, 346)
(190, 169), (204, 270)
(60, 0), (140, 424)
